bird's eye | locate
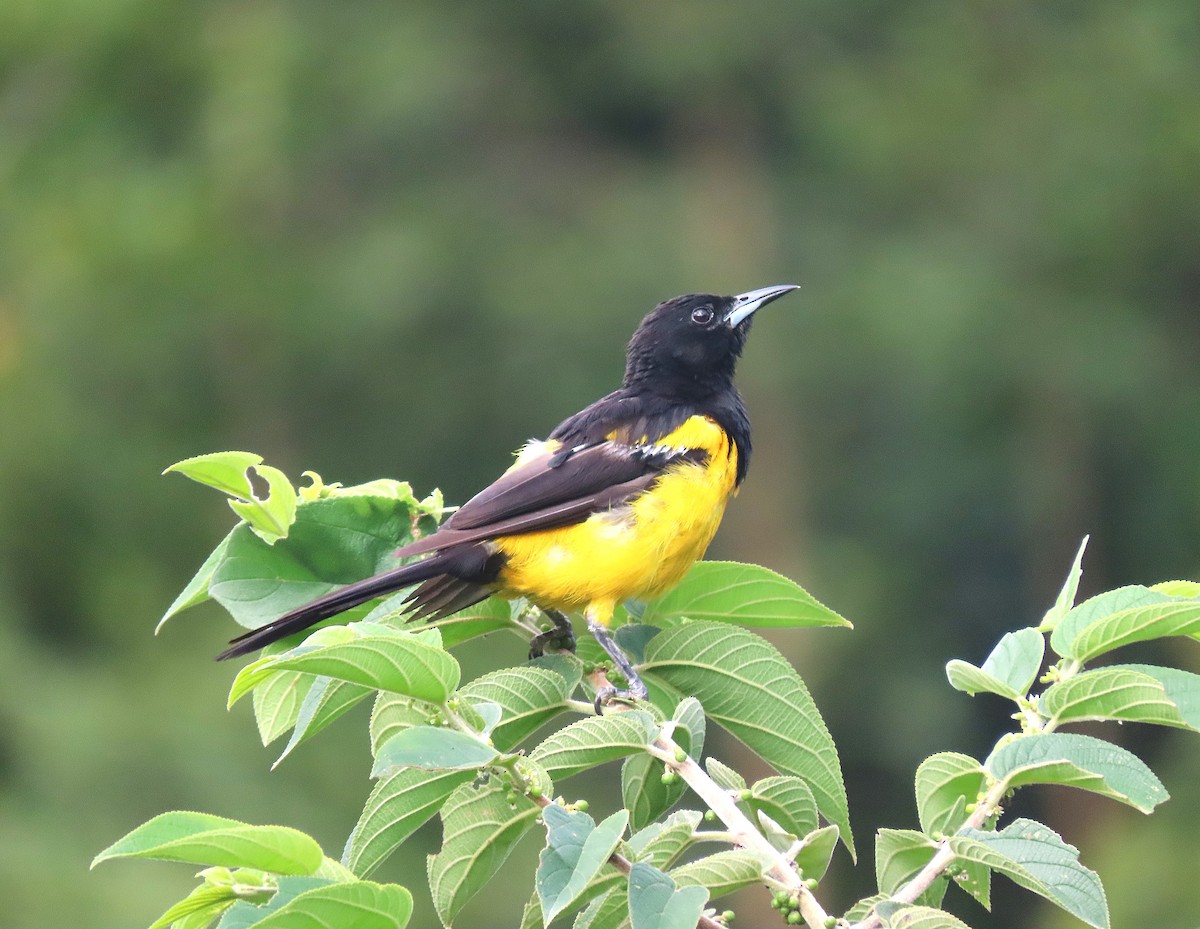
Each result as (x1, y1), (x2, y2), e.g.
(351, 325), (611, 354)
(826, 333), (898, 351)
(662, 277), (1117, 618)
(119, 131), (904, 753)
(690, 305), (714, 325)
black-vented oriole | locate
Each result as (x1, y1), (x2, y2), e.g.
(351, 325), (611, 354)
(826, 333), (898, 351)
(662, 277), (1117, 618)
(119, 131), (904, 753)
(218, 284), (799, 705)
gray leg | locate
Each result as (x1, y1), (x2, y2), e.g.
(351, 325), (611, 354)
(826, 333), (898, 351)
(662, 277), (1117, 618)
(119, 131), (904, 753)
(528, 608), (577, 659)
(587, 615), (649, 713)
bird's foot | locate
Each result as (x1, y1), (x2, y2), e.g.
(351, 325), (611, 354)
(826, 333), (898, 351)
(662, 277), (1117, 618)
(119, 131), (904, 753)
(586, 615), (649, 714)
(592, 677), (649, 715)
(528, 608), (577, 659)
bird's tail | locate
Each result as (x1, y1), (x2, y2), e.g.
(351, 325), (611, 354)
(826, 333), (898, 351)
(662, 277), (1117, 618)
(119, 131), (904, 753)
(215, 551), (458, 661)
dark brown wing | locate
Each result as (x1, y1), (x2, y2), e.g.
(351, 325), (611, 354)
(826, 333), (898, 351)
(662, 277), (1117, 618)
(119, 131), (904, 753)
(395, 440), (707, 558)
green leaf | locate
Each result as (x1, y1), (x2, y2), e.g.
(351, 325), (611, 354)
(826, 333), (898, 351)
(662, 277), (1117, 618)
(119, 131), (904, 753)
(845, 894), (888, 923)
(244, 881), (413, 929)
(615, 624), (663, 663)
(982, 628), (1045, 696)
(370, 693), (435, 757)
(793, 825), (839, 883)
(274, 677), (373, 767)
(227, 464), (299, 545)
(520, 894), (543, 929)
(1041, 667), (1198, 731)
(1039, 536), (1089, 631)
(1048, 586), (1179, 659)
(749, 775), (819, 839)
(427, 780), (542, 927)
(1110, 663), (1200, 728)
(458, 663), (580, 750)
(622, 697), (706, 831)
(208, 495), (421, 630)
(250, 667), (313, 746)
(574, 894), (620, 929)
(573, 888), (627, 929)
(703, 758), (746, 792)
(914, 752), (986, 837)
(1152, 579), (1200, 598)
(531, 711), (657, 781)
(1057, 596), (1200, 663)
(951, 818), (1109, 928)
(148, 882), (237, 929)
(945, 661), (1013, 700)
(92, 812), (323, 874)
(911, 753), (990, 908)
(875, 903), (973, 929)
(563, 812), (704, 929)
(629, 810), (703, 868)
(165, 451), (266, 499)
(627, 862), (709, 929)
(875, 829), (937, 894)
(216, 877), (331, 929)
(537, 806), (629, 924)
(266, 631), (460, 703)
(313, 858), (357, 881)
(639, 622), (853, 858)
(158, 530), (235, 631)
(986, 732), (1168, 813)
(342, 769), (474, 877)
(373, 727), (498, 775)
(639, 561), (851, 629)
(946, 628), (1045, 701)
(670, 849), (769, 899)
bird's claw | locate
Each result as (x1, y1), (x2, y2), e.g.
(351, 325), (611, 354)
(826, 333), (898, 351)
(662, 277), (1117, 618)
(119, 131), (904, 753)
(528, 611), (577, 660)
(592, 679), (649, 715)
(528, 629), (576, 659)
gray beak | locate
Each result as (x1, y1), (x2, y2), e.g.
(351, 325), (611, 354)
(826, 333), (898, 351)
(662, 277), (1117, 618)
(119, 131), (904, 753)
(724, 284), (801, 328)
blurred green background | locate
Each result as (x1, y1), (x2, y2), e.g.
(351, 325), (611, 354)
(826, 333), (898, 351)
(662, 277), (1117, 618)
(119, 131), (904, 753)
(2, 2), (1198, 927)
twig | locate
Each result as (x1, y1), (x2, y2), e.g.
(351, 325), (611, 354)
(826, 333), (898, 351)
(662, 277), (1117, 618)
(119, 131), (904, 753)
(847, 777), (1005, 929)
(648, 733), (831, 929)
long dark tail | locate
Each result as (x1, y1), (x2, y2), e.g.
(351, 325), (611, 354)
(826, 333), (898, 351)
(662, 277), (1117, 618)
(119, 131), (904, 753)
(216, 547), (484, 661)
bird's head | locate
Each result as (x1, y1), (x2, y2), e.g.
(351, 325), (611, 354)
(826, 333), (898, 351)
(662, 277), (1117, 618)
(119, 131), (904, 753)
(623, 284), (799, 398)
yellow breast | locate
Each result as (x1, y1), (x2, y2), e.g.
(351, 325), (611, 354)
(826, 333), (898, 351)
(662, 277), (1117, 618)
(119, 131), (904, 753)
(494, 415), (738, 616)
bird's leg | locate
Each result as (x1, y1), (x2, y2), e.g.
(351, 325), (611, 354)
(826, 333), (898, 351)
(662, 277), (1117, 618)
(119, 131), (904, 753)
(528, 608), (577, 659)
(587, 607), (649, 712)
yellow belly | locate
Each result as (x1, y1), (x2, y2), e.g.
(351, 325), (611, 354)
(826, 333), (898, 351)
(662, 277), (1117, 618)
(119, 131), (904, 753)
(494, 415), (737, 620)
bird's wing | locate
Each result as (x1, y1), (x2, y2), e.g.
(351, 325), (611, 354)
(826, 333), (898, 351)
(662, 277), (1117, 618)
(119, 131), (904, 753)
(395, 437), (707, 558)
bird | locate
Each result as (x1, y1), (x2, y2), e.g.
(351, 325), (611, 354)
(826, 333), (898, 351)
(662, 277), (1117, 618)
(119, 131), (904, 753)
(217, 284), (800, 706)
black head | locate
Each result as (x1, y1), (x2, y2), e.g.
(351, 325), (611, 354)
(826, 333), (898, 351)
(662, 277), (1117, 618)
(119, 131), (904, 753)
(623, 285), (799, 398)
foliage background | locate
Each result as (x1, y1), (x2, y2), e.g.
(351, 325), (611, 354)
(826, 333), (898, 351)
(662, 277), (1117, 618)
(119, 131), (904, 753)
(2, 2), (1198, 927)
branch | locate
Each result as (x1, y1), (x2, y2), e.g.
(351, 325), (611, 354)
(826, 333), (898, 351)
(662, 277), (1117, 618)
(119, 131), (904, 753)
(648, 732), (832, 929)
(847, 776), (1007, 929)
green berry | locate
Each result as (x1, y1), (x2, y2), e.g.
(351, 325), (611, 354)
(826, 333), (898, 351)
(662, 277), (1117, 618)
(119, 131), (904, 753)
(739, 789), (752, 802)
(674, 746), (687, 762)
(722, 911), (735, 923)
(788, 894), (799, 909)
(824, 919), (838, 929)
(804, 878), (818, 890)
(773, 891), (789, 907)
(787, 911), (802, 925)
(704, 810), (717, 822)
(660, 771), (676, 785)
(528, 784), (542, 799)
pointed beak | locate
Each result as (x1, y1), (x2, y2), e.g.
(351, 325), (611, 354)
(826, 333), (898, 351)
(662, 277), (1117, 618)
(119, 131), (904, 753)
(724, 284), (800, 328)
